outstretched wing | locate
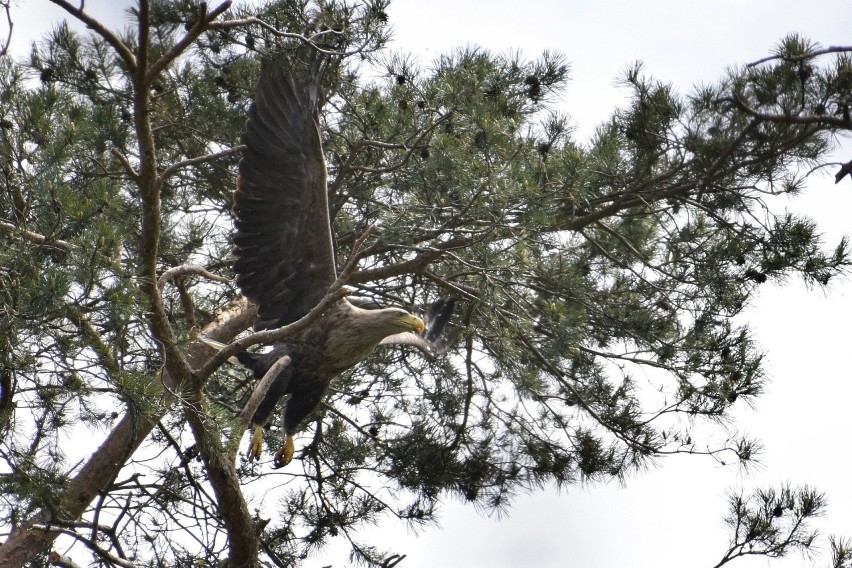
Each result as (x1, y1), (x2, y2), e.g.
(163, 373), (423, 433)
(379, 298), (461, 355)
(233, 54), (336, 331)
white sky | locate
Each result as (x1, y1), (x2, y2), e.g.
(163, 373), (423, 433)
(348, 2), (852, 567)
(7, 1), (852, 567)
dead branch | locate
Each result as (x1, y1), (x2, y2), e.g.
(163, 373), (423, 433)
(157, 145), (245, 184)
(157, 264), (230, 291)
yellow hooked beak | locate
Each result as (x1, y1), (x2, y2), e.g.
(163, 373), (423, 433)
(399, 314), (426, 334)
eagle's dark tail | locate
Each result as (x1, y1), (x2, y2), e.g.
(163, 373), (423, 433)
(234, 351), (264, 374)
(425, 298), (457, 343)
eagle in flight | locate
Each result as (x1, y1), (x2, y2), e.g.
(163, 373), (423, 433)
(222, 52), (457, 468)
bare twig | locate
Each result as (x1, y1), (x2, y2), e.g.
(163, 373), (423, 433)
(157, 145), (245, 184)
(337, 224), (378, 282)
(174, 277), (197, 329)
(157, 264), (230, 291)
(35, 524), (137, 567)
(209, 17), (364, 56)
(347, 251), (437, 283)
(111, 148), (139, 181)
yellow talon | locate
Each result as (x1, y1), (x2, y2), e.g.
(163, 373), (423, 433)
(247, 425), (264, 461)
(273, 434), (295, 468)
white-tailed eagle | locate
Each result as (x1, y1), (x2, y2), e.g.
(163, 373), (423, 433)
(225, 52), (457, 467)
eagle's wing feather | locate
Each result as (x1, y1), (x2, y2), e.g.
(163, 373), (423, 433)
(233, 55), (336, 331)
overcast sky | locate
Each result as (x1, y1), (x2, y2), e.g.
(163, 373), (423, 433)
(7, 2), (852, 567)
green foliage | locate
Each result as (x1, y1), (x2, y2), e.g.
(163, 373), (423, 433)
(0, 5), (850, 568)
(713, 484), (841, 567)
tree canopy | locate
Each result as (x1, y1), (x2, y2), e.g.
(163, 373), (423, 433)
(0, 1), (851, 567)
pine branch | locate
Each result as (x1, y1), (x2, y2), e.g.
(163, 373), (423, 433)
(128, 0), (193, 395)
(47, 0), (137, 72)
(747, 45), (852, 67)
(65, 306), (121, 376)
(146, 1), (233, 83)
(0, 1), (11, 57)
(0, 301), (256, 567)
(0, 219), (71, 251)
(728, 93), (852, 129)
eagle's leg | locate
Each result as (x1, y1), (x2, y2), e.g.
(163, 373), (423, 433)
(247, 424), (264, 461)
(273, 434), (295, 468)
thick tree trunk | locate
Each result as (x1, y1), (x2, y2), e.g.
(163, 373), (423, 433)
(183, 387), (262, 568)
(0, 411), (155, 566)
(0, 301), (255, 567)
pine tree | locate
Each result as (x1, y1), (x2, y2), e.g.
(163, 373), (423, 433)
(0, 2), (849, 567)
